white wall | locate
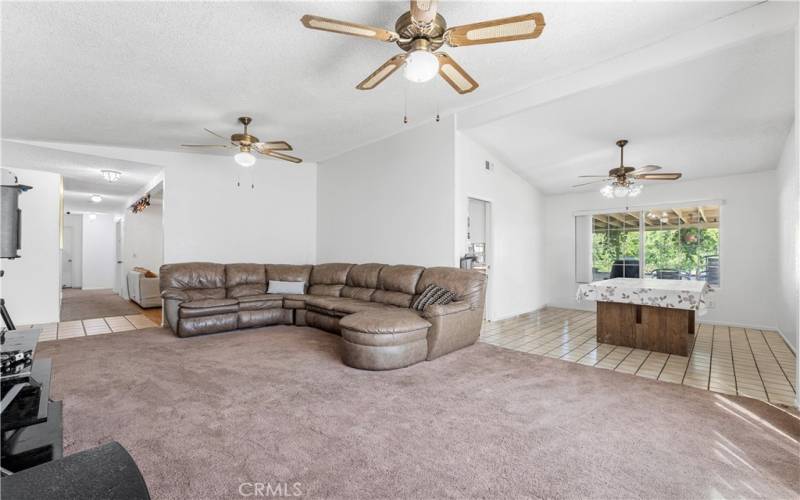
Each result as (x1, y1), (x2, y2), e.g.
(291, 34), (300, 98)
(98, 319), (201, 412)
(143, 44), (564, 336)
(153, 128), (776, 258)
(120, 202), (162, 298)
(456, 133), (547, 321)
(0, 168), (61, 325)
(62, 213), (83, 288)
(164, 154), (317, 264)
(81, 213), (116, 289)
(776, 122), (798, 352)
(544, 171), (779, 329)
(317, 117), (456, 266)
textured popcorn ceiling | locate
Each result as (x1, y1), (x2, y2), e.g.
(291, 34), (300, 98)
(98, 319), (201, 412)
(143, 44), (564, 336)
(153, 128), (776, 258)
(2, 1), (761, 163)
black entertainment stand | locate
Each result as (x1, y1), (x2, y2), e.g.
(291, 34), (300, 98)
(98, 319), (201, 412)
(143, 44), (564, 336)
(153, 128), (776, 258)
(1, 329), (63, 475)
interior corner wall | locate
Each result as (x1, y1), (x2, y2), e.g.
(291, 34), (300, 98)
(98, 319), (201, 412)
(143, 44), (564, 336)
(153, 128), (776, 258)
(544, 171), (780, 330)
(161, 154), (318, 264)
(316, 117), (456, 266)
(120, 202), (163, 299)
(455, 133), (547, 321)
(81, 213), (116, 290)
(0, 168), (61, 325)
(776, 120), (798, 353)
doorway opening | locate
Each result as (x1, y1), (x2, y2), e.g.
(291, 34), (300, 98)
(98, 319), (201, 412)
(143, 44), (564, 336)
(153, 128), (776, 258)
(465, 197), (491, 320)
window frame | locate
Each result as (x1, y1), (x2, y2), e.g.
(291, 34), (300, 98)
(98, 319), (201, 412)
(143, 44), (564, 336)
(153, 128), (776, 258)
(575, 199), (724, 288)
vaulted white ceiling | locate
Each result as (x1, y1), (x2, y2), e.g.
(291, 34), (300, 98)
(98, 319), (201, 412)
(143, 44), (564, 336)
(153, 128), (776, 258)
(2, 1), (762, 159)
(1, 1), (796, 201)
(464, 29), (797, 194)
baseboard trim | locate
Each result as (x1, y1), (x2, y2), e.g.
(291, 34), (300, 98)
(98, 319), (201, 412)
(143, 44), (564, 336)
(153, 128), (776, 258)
(774, 326), (798, 355)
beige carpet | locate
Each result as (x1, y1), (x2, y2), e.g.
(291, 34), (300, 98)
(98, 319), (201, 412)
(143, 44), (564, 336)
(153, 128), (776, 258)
(60, 289), (143, 321)
(37, 326), (799, 499)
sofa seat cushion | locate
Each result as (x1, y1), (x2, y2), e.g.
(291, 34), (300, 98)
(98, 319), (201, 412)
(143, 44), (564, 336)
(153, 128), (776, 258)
(180, 298), (239, 318)
(304, 296), (350, 317)
(339, 309), (431, 336)
(237, 294), (283, 311)
(305, 296), (390, 317)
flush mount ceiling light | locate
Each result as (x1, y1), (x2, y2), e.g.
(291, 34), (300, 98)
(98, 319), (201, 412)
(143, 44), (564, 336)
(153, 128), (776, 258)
(301, 1), (545, 94)
(90, 194), (103, 203)
(180, 116), (302, 165)
(100, 169), (122, 183)
(572, 140), (683, 198)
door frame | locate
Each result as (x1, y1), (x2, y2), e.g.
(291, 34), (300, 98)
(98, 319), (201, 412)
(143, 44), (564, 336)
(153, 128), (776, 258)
(466, 195), (493, 321)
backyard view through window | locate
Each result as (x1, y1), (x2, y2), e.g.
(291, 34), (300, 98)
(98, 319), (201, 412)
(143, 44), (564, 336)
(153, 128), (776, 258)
(591, 205), (720, 285)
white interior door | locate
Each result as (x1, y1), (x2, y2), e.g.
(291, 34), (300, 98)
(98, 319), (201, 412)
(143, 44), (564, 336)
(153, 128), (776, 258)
(62, 225), (73, 288)
(114, 220), (122, 294)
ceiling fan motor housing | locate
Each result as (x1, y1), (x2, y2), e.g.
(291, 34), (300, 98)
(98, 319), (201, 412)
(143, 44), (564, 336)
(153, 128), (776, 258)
(395, 12), (447, 51)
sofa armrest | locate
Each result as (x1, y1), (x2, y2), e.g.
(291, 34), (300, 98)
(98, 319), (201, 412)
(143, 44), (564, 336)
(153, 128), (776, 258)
(161, 288), (189, 301)
(422, 301), (471, 319)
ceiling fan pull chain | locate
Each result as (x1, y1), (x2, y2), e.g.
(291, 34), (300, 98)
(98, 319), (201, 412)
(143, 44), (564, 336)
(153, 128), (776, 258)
(403, 83), (409, 125)
(250, 169), (255, 190)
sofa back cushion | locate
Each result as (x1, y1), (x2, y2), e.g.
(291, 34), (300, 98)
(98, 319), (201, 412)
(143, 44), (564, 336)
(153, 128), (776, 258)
(341, 263), (384, 301)
(225, 263), (266, 298)
(159, 262), (227, 300)
(371, 265), (424, 308)
(414, 267), (487, 309)
(309, 263), (353, 297)
(266, 264), (312, 292)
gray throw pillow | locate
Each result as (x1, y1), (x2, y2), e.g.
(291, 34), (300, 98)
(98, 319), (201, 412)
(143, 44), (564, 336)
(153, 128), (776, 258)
(412, 284), (456, 311)
(267, 280), (305, 295)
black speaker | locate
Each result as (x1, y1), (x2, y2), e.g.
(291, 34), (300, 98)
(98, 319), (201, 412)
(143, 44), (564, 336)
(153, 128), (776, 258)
(1, 170), (32, 260)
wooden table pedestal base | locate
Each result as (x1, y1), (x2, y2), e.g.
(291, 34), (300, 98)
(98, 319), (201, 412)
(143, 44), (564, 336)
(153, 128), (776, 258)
(596, 301), (696, 356)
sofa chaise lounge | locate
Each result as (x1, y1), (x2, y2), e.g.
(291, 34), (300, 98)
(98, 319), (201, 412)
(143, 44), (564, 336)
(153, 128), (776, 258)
(160, 262), (487, 370)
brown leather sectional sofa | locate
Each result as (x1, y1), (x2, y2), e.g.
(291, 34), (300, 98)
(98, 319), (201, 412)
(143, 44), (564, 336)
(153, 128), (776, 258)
(159, 262), (487, 370)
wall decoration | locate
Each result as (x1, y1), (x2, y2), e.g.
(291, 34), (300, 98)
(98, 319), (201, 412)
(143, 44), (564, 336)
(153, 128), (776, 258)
(130, 193), (151, 214)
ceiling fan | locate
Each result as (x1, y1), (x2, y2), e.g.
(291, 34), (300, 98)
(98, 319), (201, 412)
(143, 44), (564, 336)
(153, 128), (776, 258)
(301, 1), (545, 94)
(181, 117), (302, 166)
(573, 140), (682, 198)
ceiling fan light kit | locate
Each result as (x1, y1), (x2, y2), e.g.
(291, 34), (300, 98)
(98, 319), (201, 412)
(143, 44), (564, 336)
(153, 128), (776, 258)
(573, 139), (683, 198)
(404, 40), (439, 83)
(301, 1), (545, 94)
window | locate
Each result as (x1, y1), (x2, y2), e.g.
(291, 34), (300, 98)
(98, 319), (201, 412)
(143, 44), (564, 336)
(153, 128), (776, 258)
(643, 206), (720, 285)
(582, 204), (720, 285)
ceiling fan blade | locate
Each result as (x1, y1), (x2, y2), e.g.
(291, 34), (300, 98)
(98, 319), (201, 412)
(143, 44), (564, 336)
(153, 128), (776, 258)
(255, 141), (293, 152)
(436, 53), (478, 94)
(180, 144), (231, 148)
(410, 0), (438, 24)
(356, 54), (406, 90)
(444, 12), (545, 47)
(301, 15), (399, 42)
(204, 128), (230, 141)
(573, 180), (608, 188)
(265, 151), (303, 164)
(635, 173), (682, 180)
(631, 164), (662, 175)
(578, 175), (609, 178)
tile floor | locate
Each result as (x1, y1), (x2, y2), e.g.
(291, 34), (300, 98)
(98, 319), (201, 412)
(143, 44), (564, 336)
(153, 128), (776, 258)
(18, 314), (159, 342)
(480, 307), (798, 407)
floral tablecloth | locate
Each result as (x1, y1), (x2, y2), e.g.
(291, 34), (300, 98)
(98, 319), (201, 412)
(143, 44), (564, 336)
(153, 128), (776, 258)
(577, 278), (711, 315)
